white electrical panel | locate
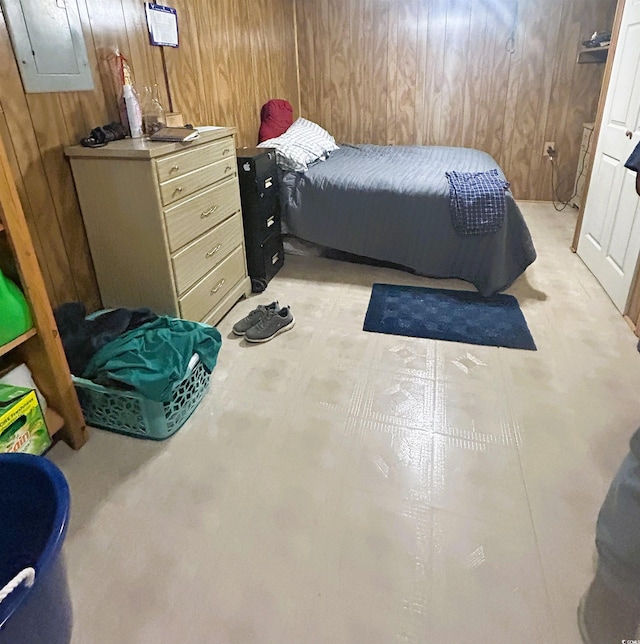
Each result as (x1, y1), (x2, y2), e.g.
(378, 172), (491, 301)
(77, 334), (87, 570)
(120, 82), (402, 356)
(1, 0), (94, 93)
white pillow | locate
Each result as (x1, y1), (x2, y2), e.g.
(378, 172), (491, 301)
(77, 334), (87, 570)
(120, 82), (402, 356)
(258, 117), (338, 172)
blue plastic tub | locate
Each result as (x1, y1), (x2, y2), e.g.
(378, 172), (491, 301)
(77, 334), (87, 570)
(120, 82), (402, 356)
(0, 454), (72, 644)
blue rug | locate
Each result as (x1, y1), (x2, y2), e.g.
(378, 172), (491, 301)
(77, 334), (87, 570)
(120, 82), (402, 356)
(363, 284), (536, 350)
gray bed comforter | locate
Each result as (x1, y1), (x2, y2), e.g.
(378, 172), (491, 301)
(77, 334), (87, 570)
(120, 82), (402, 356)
(280, 144), (536, 296)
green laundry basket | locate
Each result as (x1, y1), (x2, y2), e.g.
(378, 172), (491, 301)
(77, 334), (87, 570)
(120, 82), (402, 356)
(0, 269), (33, 345)
(72, 358), (210, 440)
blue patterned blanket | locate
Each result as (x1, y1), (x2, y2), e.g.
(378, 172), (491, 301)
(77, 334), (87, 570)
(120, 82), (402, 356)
(446, 169), (509, 235)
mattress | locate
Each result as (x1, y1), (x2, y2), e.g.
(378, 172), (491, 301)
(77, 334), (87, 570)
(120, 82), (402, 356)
(279, 144), (536, 296)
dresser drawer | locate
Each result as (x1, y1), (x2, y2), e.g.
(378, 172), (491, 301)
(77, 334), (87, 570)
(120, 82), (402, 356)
(179, 245), (246, 321)
(172, 214), (244, 294)
(164, 178), (241, 252)
(243, 195), (280, 244)
(160, 157), (237, 206)
(156, 137), (235, 183)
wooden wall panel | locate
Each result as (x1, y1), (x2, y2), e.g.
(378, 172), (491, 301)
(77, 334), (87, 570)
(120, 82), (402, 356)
(461, 1), (489, 149)
(0, 0), (616, 313)
(385, 2), (398, 146)
(0, 0), (298, 310)
(294, 0), (615, 201)
(424, 0), (447, 146)
(0, 13), (84, 308)
(394, 3), (419, 146)
(369, 0), (390, 145)
(297, 1), (317, 121)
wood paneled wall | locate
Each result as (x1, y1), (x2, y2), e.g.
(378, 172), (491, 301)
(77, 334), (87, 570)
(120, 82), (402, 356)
(295, 0), (615, 201)
(0, 0), (617, 309)
(0, 0), (298, 310)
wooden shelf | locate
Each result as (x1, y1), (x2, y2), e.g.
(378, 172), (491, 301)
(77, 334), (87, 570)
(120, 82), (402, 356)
(45, 407), (64, 437)
(577, 44), (609, 64)
(0, 117), (87, 449)
(0, 328), (36, 358)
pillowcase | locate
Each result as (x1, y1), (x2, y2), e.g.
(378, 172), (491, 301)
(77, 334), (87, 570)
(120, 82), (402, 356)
(258, 117), (339, 172)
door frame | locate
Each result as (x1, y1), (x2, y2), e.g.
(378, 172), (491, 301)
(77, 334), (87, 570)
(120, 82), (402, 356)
(571, 0), (626, 253)
(572, 0), (640, 326)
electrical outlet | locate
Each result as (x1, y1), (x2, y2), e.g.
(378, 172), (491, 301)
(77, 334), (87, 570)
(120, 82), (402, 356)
(543, 141), (556, 158)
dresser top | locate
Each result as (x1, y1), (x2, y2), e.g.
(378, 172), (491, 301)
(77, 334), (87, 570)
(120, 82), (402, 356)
(65, 126), (236, 160)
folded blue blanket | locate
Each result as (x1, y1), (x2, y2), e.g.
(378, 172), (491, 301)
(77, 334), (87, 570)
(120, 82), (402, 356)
(446, 169), (510, 235)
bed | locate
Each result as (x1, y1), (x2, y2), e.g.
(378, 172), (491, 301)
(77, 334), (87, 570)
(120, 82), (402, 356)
(259, 119), (536, 296)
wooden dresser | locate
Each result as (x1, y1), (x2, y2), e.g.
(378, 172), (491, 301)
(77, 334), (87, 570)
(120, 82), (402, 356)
(66, 127), (251, 326)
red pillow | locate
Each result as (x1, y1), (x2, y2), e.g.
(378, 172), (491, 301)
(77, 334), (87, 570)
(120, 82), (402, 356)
(258, 99), (293, 143)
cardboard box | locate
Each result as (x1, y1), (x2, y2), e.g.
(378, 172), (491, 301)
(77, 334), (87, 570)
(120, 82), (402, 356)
(0, 384), (51, 455)
(165, 112), (184, 127)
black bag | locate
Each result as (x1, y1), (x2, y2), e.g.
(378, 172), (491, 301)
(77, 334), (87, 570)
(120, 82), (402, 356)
(80, 122), (127, 148)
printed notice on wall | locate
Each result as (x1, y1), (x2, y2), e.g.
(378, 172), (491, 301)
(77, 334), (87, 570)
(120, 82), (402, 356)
(146, 3), (179, 48)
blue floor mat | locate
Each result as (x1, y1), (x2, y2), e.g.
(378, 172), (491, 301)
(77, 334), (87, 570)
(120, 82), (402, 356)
(363, 284), (536, 350)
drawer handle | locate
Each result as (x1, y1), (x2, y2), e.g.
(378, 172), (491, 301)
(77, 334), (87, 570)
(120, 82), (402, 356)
(224, 165), (233, 173)
(210, 279), (225, 295)
(222, 148), (230, 155)
(271, 252), (279, 265)
(266, 216), (275, 227)
(201, 205), (218, 218)
(206, 244), (222, 258)
(173, 186), (184, 195)
(170, 164), (180, 172)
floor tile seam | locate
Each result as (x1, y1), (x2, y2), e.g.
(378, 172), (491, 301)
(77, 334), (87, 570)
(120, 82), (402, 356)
(427, 505), (544, 560)
(347, 374), (434, 414)
(425, 499), (538, 532)
(498, 356), (535, 446)
(430, 439), (529, 510)
(512, 427), (561, 644)
(343, 415), (435, 435)
(433, 406), (516, 436)
(347, 410), (435, 433)
(433, 375), (518, 400)
(366, 364), (436, 379)
(431, 428), (522, 451)
(364, 374), (439, 398)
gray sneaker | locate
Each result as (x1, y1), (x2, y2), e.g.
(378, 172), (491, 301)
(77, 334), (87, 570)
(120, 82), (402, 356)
(232, 301), (279, 336)
(245, 306), (295, 343)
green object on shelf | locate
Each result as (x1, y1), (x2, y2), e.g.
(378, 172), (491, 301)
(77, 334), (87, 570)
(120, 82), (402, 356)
(0, 268), (33, 346)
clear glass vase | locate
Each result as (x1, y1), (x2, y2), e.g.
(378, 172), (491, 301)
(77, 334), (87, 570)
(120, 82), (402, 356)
(142, 84), (166, 136)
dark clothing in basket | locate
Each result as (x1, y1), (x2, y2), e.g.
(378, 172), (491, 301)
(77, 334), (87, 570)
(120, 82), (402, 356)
(54, 303), (157, 375)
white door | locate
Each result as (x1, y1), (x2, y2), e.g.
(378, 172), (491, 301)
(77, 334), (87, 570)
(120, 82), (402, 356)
(577, 0), (640, 312)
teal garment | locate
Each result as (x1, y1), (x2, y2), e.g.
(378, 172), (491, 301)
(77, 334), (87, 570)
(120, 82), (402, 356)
(82, 316), (222, 402)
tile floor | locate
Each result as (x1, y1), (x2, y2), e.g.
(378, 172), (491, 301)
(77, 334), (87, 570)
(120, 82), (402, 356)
(50, 202), (640, 644)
